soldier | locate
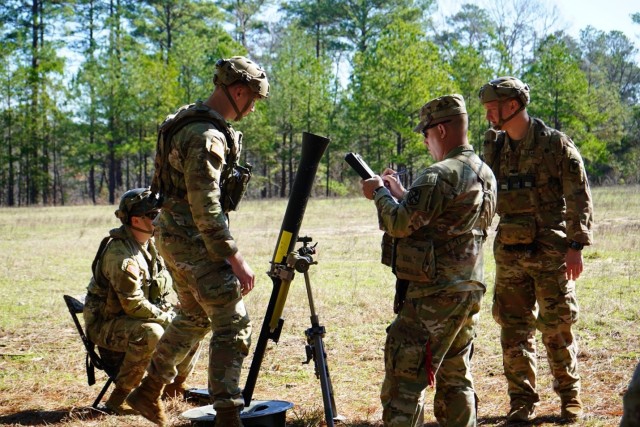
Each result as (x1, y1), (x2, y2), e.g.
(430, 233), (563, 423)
(361, 94), (497, 427)
(126, 56), (269, 427)
(478, 76), (594, 422)
(621, 362), (640, 426)
(83, 187), (201, 415)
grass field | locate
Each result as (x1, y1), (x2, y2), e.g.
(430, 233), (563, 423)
(0, 185), (638, 426)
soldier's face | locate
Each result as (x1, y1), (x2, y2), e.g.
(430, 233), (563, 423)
(241, 90), (258, 116)
(482, 100), (503, 126)
(229, 84), (258, 120)
(483, 99), (519, 129)
(131, 215), (155, 241)
(422, 126), (445, 161)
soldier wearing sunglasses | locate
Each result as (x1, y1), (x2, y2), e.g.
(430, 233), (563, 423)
(83, 187), (201, 416)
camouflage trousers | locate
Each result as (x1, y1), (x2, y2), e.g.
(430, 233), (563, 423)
(84, 314), (201, 392)
(492, 241), (580, 407)
(381, 289), (483, 427)
(151, 233), (252, 410)
(621, 362), (640, 426)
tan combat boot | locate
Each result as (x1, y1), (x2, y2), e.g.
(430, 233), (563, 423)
(126, 376), (167, 426)
(507, 401), (536, 424)
(215, 406), (244, 427)
(162, 375), (189, 400)
(561, 396), (583, 422)
(104, 386), (138, 415)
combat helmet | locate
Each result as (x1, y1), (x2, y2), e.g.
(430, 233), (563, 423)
(214, 56), (269, 99)
(478, 76), (530, 107)
(114, 188), (159, 225)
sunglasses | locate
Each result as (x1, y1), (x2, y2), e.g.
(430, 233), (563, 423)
(144, 211), (160, 220)
(421, 119), (452, 136)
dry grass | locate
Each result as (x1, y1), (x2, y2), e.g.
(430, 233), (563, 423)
(0, 185), (638, 426)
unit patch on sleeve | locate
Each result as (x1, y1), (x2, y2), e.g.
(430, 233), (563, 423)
(122, 259), (140, 279)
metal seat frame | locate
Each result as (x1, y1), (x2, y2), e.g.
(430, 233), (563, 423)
(63, 294), (123, 408)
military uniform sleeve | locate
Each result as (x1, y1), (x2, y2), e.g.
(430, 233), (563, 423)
(181, 125), (238, 258)
(101, 243), (167, 320)
(560, 136), (594, 245)
(374, 171), (447, 238)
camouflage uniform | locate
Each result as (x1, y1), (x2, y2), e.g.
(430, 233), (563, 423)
(83, 225), (200, 392)
(621, 362), (640, 426)
(374, 95), (497, 427)
(144, 101), (252, 410)
(481, 79), (594, 415)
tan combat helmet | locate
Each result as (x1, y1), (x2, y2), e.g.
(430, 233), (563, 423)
(478, 76), (530, 129)
(114, 188), (159, 225)
(214, 56), (270, 99)
(478, 76), (530, 107)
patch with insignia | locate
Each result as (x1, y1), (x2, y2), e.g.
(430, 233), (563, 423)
(424, 173), (438, 185)
(407, 188), (421, 206)
(122, 259), (140, 279)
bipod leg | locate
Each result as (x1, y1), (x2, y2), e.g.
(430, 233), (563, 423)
(302, 270), (343, 426)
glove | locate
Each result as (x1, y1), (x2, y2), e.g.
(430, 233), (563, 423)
(158, 309), (176, 326)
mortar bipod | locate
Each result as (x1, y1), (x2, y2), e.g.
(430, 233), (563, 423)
(286, 237), (345, 426)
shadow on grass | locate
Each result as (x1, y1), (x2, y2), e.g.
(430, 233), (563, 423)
(0, 407), (107, 425)
(289, 414), (577, 427)
(0, 409), (574, 427)
(474, 414), (578, 426)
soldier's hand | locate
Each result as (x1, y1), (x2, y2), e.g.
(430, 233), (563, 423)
(565, 248), (584, 281)
(361, 176), (384, 200)
(228, 252), (255, 296)
(381, 168), (405, 199)
(158, 310), (176, 326)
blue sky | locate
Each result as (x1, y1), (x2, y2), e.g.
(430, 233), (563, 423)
(435, 0), (639, 42)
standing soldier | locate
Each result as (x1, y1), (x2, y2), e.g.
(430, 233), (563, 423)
(361, 94), (497, 427)
(83, 188), (200, 415)
(127, 56), (268, 427)
(478, 76), (594, 422)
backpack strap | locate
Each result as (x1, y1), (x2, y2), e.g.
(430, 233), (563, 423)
(91, 233), (136, 287)
(91, 236), (113, 286)
(482, 128), (505, 171)
(451, 151), (495, 235)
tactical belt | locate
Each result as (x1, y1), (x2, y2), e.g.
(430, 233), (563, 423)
(501, 242), (537, 253)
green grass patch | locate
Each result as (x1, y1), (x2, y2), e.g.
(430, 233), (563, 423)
(0, 186), (638, 426)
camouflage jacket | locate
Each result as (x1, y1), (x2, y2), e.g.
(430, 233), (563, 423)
(154, 102), (241, 260)
(483, 117), (594, 248)
(374, 145), (497, 297)
(84, 226), (173, 324)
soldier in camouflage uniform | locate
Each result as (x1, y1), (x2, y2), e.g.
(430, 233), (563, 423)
(83, 188), (201, 415)
(127, 56), (269, 427)
(361, 94), (497, 427)
(621, 362), (640, 426)
(478, 76), (594, 423)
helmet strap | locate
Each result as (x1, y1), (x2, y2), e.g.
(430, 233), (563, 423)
(128, 217), (154, 237)
(222, 85), (244, 121)
(129, 224), (153, 235)
(494, 99), (525, 130)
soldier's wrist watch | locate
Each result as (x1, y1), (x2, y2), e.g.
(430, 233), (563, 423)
(568, 240), (584, 251)
(372, 186), (385, 198)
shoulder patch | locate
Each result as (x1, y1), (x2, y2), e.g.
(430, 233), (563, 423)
(205, 129), (227, 163)
(122, 259), (140, 279)
(406, 188), (421, 206)
(424, 173), (438, 185)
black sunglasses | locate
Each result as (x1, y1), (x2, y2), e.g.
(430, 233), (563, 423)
(145, 211), (160, 220)
(422, 119), (452, 136)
